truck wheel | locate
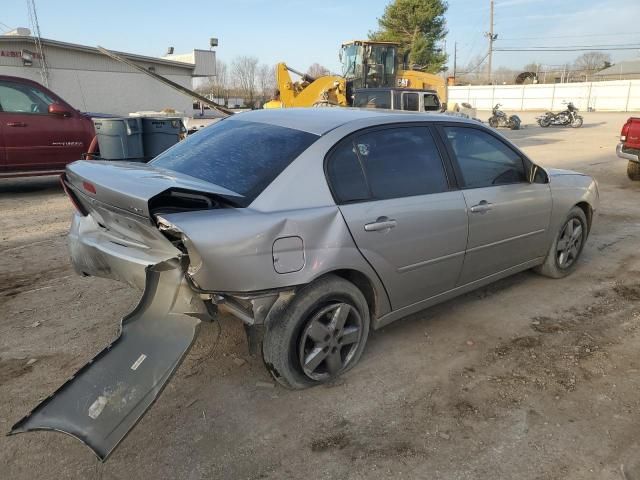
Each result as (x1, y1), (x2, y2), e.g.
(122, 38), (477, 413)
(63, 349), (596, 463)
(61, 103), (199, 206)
(262, 275), (370, 389)
(627, 161), (640, 181)
(534, 206), (588, 279)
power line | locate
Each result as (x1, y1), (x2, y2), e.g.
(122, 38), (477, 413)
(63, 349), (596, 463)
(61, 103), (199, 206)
(496, 46), (640, 52)
(498, 43), (640, 49)
(499, 32), (640, 41)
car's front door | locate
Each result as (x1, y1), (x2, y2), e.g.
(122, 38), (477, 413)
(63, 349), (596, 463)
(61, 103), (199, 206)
(440, 125), (552, 285)
(326, 125), (469, 310)
(0, 80), (85, 173)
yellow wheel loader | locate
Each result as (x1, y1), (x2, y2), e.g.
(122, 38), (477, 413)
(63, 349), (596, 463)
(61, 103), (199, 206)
(272, 40), (448, 111)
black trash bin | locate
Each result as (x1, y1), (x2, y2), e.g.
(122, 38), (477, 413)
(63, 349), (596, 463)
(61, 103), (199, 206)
(141, 117), (185, 160)
(92, 117), (144, 161)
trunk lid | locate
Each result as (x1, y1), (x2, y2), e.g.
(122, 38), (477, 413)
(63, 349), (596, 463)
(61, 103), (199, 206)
(66, 160), (244, 218)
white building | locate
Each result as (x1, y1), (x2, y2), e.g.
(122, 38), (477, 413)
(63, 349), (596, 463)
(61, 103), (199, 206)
(0, 29), (215, 116)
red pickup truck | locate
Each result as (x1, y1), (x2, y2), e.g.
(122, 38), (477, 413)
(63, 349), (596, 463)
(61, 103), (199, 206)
(0, 75), (95, 178)
(617, 117), (640, 181)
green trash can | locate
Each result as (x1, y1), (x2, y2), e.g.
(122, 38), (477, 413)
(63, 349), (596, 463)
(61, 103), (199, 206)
(141, 117), (185, 160)
(92, 117), (144, 161)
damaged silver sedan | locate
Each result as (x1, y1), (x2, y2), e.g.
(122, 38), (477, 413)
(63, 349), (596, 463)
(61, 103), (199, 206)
(10, 108), (599, 460)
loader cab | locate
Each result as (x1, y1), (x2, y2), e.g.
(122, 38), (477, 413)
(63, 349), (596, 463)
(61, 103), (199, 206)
(353, 88), (442, 113)
(340, 41), (398, 90)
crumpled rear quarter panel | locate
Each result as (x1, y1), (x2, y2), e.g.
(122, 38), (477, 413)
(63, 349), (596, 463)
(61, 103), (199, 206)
(163, 206), (388, 310)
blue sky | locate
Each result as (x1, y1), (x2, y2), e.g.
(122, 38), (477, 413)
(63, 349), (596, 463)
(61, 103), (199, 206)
(2, 0), (639, 73)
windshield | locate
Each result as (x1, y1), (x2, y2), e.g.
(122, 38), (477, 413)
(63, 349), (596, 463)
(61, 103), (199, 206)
(151, 120), (318, 206)
(341, 44), (363, 79)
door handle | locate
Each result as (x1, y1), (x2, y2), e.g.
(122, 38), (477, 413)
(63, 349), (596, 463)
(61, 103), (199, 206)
(364, 216), (397, 232)
(7, 122), (27, 127)
(470, 201), (493, 213)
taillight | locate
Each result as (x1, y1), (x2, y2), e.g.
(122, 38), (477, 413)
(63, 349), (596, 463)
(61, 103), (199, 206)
(60, 174), (89, 216)
(82, 181), (96, 194)
(621, 118), (631, 142)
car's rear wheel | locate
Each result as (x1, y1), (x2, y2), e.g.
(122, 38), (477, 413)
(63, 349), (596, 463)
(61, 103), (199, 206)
(627, 161), (640, 181)
(262, 275), (370, 389)
(535, 206), (588, 279)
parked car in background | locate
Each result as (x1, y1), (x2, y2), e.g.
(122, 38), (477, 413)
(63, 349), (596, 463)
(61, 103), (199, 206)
(11, 108), (599, 461)
(0, 75), (95, 178)
(616, 117), (640, 180)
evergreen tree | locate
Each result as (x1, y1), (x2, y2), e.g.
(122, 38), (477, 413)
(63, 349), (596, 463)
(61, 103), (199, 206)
(370, 0), (448, 73)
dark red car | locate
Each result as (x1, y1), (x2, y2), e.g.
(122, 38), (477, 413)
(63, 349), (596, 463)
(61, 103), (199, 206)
(0, 75), (95, 178)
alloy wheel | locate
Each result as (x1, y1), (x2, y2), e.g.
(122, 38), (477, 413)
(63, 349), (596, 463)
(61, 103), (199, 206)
(556, 217), (584, 269)
(298, 303), (363, 381)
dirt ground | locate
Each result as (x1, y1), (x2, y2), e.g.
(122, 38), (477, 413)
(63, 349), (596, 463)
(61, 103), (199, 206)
(1, 112), (639, 480)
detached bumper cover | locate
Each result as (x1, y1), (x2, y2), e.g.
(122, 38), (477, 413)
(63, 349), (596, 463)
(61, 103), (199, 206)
(9, 259), (206, 461)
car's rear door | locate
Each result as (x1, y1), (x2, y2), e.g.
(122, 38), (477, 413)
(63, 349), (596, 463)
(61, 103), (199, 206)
(0, 79), (85, 173)
(328, 124), (469, 310)
(438, 124), (552, 285)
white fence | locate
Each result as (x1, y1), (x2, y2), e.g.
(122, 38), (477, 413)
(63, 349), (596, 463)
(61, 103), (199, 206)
(449, 80), (640, 112)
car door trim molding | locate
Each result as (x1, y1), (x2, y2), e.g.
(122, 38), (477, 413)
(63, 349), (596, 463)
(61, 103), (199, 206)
(465, 228), (546, 254)
(397, 250), (465, 273)
(374, 256), (544, 329)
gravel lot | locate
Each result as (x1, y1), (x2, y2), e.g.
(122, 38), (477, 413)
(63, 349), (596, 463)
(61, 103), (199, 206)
(1, 112), (639, 480)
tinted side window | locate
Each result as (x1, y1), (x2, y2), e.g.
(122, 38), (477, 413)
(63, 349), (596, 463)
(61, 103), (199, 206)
(443, 126), (527, 188)
(0, 81), (54, 113)
(354, 127), (448, 200)
(424, 94), (441, 111)
(326, 140), (370, 203)
(402, 93), (419, 111)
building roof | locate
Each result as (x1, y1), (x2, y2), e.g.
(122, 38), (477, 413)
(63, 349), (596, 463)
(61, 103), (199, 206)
(594, 59), (640, 77)
(0, 35), (195, 70)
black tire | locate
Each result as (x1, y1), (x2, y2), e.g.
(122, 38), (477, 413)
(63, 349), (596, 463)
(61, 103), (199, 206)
(509, 116), (521, 130)
(535, 206), (588, 279)
(627, 161), (640, 181)
(571, 116), (583, 128)
(539, 117), (551, 127)
(488, 117), (498, 128)
(262, 275), (370, 389)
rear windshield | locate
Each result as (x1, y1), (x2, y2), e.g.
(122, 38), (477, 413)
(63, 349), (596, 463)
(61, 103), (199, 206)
(151, 119), (318, 205)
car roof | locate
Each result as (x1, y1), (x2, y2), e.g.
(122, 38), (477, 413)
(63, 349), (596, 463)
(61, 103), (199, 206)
(228, 108), (473, 135)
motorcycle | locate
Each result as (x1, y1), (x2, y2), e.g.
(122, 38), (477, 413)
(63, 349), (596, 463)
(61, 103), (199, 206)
(537, 102), (583, 128)
(488, 103), (521, 130)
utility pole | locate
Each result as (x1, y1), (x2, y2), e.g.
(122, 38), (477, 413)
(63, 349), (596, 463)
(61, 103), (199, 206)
(453, 41), (457, 81)
(485, 0), (497, 84)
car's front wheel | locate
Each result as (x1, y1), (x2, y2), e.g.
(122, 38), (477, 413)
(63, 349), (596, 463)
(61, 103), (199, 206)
(535, 206), (588, 279)
(262, 275), (370, 389)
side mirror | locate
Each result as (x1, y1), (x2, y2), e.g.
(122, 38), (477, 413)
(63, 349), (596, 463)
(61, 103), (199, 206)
(48, 103), (71, 117)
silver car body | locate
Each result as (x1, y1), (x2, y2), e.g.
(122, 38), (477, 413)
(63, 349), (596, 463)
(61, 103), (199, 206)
(11, 108), (599, 460)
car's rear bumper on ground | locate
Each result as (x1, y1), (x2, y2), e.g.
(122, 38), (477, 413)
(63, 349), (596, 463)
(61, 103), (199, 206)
(68, 212), (179, 290)
(9, 214), (210, 461)
(616, 142), (640, 163)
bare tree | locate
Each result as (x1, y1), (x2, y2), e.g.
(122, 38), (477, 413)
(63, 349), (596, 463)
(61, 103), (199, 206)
(207, 59), (228, 101)
(306, 63), (331, 78)
(231, 55), (259, 107)
(257, 64), (276, 104)
(573, 52), (612, 80)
